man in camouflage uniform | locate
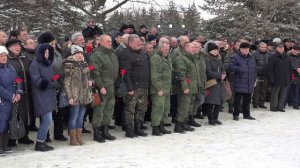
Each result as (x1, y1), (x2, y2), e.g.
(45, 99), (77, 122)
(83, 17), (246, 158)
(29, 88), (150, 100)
(150, 42), (173, 136)
(190, 42), (206, 126)
(119, 34), (150, 138)
(174, 42), (200, 133)
(90, 34), (119, 143)
(170, 36), (190, 122)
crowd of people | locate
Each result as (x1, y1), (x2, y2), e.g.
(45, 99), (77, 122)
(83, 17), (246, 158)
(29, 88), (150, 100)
(0, 18), (299, 155)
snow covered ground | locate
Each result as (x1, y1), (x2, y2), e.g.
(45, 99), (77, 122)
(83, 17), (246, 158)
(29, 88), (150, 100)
(1, 103), (300, 168)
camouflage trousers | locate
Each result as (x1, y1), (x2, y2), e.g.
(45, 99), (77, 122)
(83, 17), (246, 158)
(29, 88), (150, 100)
(92, 91), (115, 128)
(124, 89), (148, 126)
(151, 95), (170, 126)
(176, 94), (195, 122)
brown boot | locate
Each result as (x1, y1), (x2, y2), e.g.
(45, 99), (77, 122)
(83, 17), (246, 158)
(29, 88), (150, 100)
(76, 128), (83, 145)
(69, 129), (79, 146)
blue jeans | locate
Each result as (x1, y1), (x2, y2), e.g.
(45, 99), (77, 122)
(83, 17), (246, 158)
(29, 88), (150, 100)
(68, 105), (86, 129)
(37, 112), (52, 142)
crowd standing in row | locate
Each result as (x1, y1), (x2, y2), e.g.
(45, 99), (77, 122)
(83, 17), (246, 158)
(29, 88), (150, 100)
(0, 18), (299, 155)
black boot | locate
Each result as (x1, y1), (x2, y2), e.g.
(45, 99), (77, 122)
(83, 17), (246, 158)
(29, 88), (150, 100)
(8, 139), (17, 147)
(18, 135), (34, 144)
(152, 126), (162, 136)
(101, 125), (116, 140)
(228, 104), (234, 113)
(3, 134), (13, 153)
(182, 122), (194, 131)
(0, 134), (5, 156)
(82, 127), (91, 134)
(28, 124), (39, 131)
(195, 105), (205, 119)
(159, 123), (171, 134)
(93, 127), (105, 143)
(209, 120), (216, 125)
(35, 141), (53, 152)
(215, 120), (222, 125)
(188, 116), (201, 127)
(125, 125), (135, 138)
(174, 121), (185, 133)
(134, 120), (148, 137)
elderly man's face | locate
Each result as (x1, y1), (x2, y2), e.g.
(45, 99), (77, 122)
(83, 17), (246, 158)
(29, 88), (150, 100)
(25, 39), (36, 50)
(100, 36), (112, 49)
(185, 43), (194, 55)
(259, 44), (267, 53)
(145, 44), (153, 54)
(75, 35), (85, 47)
(129, 38), (141, 51)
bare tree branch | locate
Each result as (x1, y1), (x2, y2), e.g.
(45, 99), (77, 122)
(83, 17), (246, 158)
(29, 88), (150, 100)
(101, 0), (129, 17)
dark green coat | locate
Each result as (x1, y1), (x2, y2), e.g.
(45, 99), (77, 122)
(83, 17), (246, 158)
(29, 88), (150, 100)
(150, 51), (172, 95)
(195, 52), (207, 91)
(90, 46), (119, 93)
(175, 51), (199, 94)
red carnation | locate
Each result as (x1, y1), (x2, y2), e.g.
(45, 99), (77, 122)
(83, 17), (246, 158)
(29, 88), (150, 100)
(186, 78), (191, 84)
(291, 73), (296, 80)
(52, 74), (60, 81)
(15, 78), (23, 83)
(205, 90), (210, 96)
(88, 65), (94, 71)
(120, 69), (126, 75)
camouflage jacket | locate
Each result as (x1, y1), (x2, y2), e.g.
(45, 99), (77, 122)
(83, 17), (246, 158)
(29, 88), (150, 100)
(195, 51), (207, 90)
(175, 51), (200, 94)
(150, 51), (172, 95)
(90, 46), (119, 93)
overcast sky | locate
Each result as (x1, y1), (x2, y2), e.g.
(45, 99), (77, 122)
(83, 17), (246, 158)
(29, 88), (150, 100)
(107, 0), (213, 20)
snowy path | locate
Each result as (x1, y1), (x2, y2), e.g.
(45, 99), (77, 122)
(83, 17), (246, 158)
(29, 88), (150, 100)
(1, 104), (300, 168)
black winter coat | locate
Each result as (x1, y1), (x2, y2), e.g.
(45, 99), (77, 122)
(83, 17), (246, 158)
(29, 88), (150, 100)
(228, 51), (257, 93)
(267, 52), (292, 87)
(253, 50), (270, 77)
(119, 47), (150, 92)
(82, 26), (103, 39)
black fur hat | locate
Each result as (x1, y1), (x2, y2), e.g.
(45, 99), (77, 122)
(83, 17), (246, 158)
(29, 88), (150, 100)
(5, 39), (22, 48)
(37, 31), (55, 44)
(207, 42), (219, 53)
(239, 42), (251, 49)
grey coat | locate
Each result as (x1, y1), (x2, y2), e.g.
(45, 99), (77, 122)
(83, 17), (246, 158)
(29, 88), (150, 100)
(204, 55), (226, 105)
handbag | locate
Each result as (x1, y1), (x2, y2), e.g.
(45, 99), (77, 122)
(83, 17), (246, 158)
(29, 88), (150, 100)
(115, 76), (128, 98)
(224, 80), (232, 101)
(58, 89), (69, 108)
(205, 79), (217, 89)
(91, 89), (102, 107)
(9, 103), (26, 139)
